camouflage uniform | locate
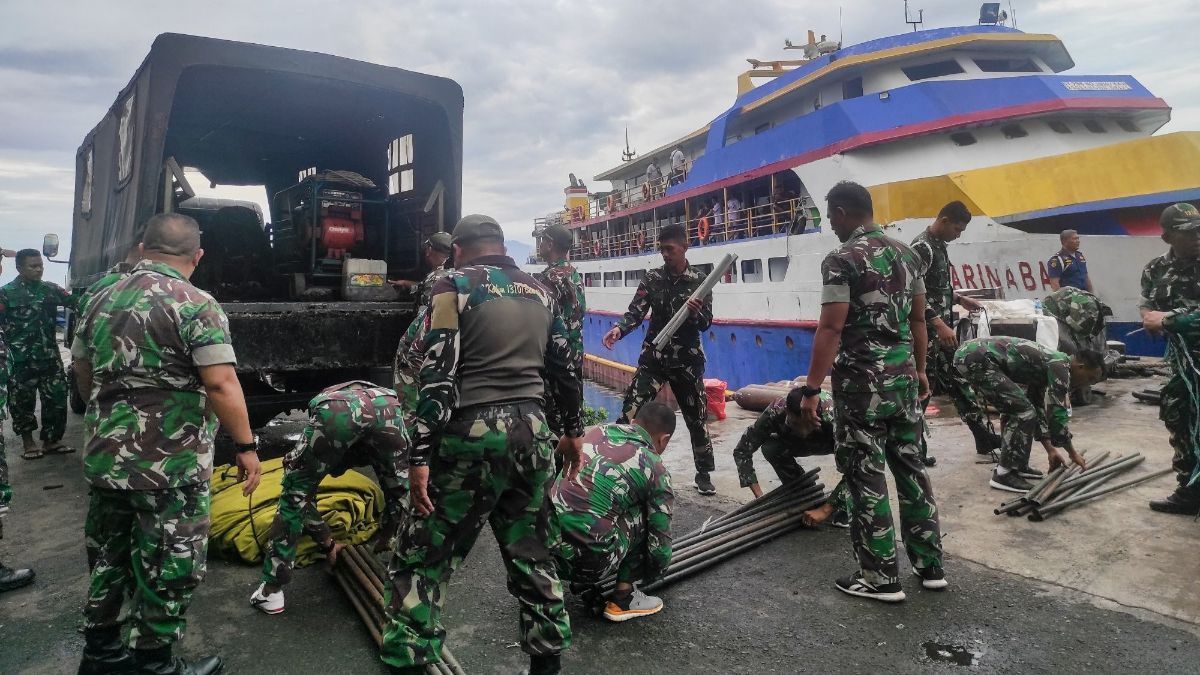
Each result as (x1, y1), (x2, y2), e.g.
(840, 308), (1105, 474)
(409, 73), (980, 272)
(382, 253), (582, 669)
(261, 381), (410, 586)
(77, 261), (136, 321)
(910, 230), (990, 452)
(71, 260), (234, 650)
(822, 224), (941, 587)
(535, 259), (586, 436)
(0, 277), (74, 444)
(394, 264), (452, 426)
(1140, 249), (1200, 493)
(614, 265), (715, 474)
(0, 331), (9, 507)
(549, 423), (672, 585)
(1042, 286), (1109, 351)
(954, 337), (1072, 471)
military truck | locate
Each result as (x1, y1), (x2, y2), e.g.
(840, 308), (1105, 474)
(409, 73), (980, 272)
(66, 33), (463, 425)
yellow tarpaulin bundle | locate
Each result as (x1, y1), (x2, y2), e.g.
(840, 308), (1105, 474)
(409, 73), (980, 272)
(209, 457), (383, 566)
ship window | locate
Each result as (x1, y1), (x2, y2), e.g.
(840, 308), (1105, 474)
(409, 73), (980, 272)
(1048, 120), (1072, 134)
(768, 256), (789, 281)
(950, 132), (977, 146)
(974, 58), (1041, 73)
(754, 122), (771, 135)
(116, 93), (135, 185)
(902, 60), (965, 81)
(842, 77), (864, 100)
(741, 259), (763, 283)
(298, 166), (316, 182)
(624, 269), (645, 286)
(1001, 124), (1028, 139)
(1117, 119), (1140, 133)
(584, 272), (601, 287)
(1083, 120), (1107, 134)
(80, 145), (94, 217)
(603, 272), (622, 287)
(695, 263), (713, 276)
(387, 134), (415, 194)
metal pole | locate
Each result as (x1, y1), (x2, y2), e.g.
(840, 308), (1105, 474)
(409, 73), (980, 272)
(1035, 468), (1172, 516)
(1058, 455), (1144, 491)
(1029, 472), (1119, 522)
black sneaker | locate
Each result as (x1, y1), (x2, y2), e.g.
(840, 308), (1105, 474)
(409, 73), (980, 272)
(694, 472), (716, 496)
(1016, 465), (1045, 480)
(1149, 491), (1200, 515)
(0, 564), (35, 593)
(835, 573), (905, 603)
(989, 470), (1033, 493)
(828, 509), (850, 529)
(922, 455), (937, 467)
(912, 566), (948, 590)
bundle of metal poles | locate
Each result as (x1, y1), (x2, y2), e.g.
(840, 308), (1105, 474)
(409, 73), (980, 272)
(992, 451), (1172, 521)
(331, 543), (468, 675)
(594, 468), (829, 595)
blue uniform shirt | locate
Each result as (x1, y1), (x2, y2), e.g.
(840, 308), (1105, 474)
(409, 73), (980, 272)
(1047, 249), (1090, 289)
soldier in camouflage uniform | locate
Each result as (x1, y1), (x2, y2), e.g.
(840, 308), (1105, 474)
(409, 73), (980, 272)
(0, 248), (36, 592)
(534, 224), (586, 437)
(910, 201), (998, 463)
(392, 233), (453, 426)
(800, 181), (942, 602)
(603, 223), (717, 495)
(251, 380), (410, 614)
(1140, 203), (1200, 514)
(72, 214), (261, 675)
(954, 336), (1102, 492)
(382, 215), (583, 675)
(0, 249), (75, 458)
(550, 401), (675, 622)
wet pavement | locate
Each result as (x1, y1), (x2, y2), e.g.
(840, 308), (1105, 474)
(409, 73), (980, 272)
(2, 376), (1198, 673)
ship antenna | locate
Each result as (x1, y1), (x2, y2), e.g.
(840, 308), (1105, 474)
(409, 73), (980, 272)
(621, 127), (637, 162)
(838, 6), (843, 47)
(904, 0), (924, 32)
(1009, 1), (1017, 28)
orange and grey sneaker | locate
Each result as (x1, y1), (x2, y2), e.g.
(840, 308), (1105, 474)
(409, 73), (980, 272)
(603, 588), (664, 622)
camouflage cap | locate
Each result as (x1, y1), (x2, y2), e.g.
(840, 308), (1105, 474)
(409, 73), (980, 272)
(425, 232), (453, 253)
(537, 224), (573, 250)
(451, 214), (505, 244)
(1160, 203), (1200, 232)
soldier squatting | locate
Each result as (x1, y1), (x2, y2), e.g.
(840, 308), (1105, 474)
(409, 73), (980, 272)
(0, 190), (1197, 673)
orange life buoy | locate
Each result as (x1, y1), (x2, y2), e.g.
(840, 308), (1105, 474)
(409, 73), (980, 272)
(642, 183), (651, 201)
(697, 216), (711, 242)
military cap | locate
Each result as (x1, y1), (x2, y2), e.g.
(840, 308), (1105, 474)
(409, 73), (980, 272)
(451, 214), (505, 244)
(537, 224), (574, 250)
(1160, 203), (1200, 232)
(425, 232), (453, 253)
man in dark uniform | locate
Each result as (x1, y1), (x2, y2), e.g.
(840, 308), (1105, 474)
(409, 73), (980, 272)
(602, 223), (716, 495)
(1140, 203), (1200, 514)
(1047, 229), (1093, 292)
(910, 200), (997, 463)
(534, 224), (585, 437)
(381, 215), (583, 675)
(800, 181), (943, 603)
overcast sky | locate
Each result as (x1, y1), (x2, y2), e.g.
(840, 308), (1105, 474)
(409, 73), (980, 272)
(2, 0), (1198, 285)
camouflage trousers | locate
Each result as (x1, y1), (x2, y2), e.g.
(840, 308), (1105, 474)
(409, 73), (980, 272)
(957, 363), (1042, 471)
(262, 400), (409, 586)
(834, 388), (942, 586)
(1161, 373), (1200, 495)
(394, 308), (428, 429)
(83, 484), (210, 649)
(921, 342), (990, 458)
(381, 401), (570, 668)
(0, 422), (9, 507)
(618, 356), (715, 473)
(7, 359), (68, 442)
(553, 514), (648, 585)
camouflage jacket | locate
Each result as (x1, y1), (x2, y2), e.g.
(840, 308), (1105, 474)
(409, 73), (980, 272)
(76, 261), (136, 321)
(535, 259), (586, 369)
(615, 264), (713, 363)
(955, 337), (1071, 445)
(821, 225), (926, 393)
(910, 229), (953, 326)
(550, 423), (674, 582)
(1042, 286), (1109, 346)
(1140, 249), (1200, 353)
(416, 264), (453, 308)
(414, 255), (583, 464)
(733, 391), (832, 488)
(307, 380), (409, 471)
(0, 277), (74, 364)
(71, 260), (237, 490)
(0, 328), (8, 416)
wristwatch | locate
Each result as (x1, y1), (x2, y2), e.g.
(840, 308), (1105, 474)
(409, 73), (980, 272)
(235, 436), (259, 453)
(799, 385), (821, 398)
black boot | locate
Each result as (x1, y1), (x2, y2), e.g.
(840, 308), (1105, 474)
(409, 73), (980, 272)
(78, 627), (134, 674)
(132, 647), (223, 675)
(1149, 489), (1200, 515)
(524, 654), (562, 675)
(0, 562), (35, 593)
(969, 423), (1001, 455)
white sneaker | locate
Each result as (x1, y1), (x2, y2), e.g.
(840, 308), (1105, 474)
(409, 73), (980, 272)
(250, 583), (285, 614)
(603, 588), (664, 622)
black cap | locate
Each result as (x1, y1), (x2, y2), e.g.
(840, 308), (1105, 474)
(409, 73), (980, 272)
(1159, 203), (1200, 232)
(425, 232), (452, 253)
(537, 224), (573, 250)
(451, 214), (505, 244)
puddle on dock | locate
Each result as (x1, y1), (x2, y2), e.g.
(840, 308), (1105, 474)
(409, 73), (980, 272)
(923, 641), (979, 666)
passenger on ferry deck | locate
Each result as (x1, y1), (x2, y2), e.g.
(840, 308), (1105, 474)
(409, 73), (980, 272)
(726, 195), (743, 239)
(645, 161), (662, 199)
(669, 146), (686, 186)
(711, 198), (725, 242)
(1047, 230), (1093, 292)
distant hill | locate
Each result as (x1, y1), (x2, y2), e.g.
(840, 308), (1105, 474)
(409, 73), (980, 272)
(507, 239), (533, 264)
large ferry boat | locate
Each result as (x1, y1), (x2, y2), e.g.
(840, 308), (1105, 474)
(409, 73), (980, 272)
(533, 11), (1200, 391)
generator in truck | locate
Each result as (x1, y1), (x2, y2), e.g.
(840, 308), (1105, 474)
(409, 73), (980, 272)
(68, 33), (464, 426)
